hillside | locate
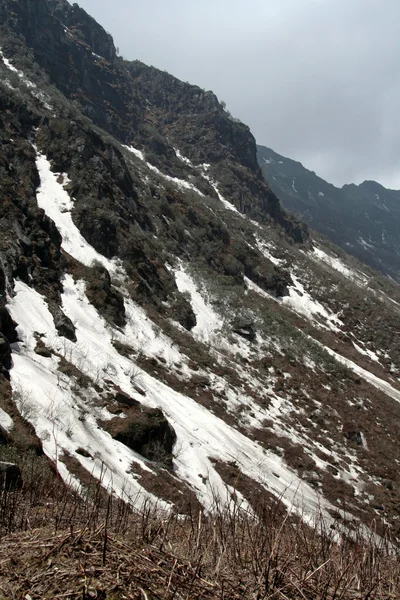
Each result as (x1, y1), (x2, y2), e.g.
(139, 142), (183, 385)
(257, 144), (400, 281)
(1, 0), (400, 595)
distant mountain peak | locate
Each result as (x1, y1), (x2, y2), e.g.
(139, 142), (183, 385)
(257, 143), (400, 281)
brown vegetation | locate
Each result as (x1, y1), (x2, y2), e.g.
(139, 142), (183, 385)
(0, 463), (399, 599)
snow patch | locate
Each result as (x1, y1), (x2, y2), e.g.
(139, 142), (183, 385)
(35, 153), (118, 272)
(124, 145), (204, 196)
(255, 237), (285, 266)
(313, 246), (367, 283)
(245, 276), (271, 301)
(174, 148), (193, 166)
(281, 274), (343, 332)
(352, 342), (380, 363)
(0, 49), (22, 76)
(0, 49), (53, 110)
(201, 171), (241, 214)
(0, 408), (13, 433)
(174, 265), (222, 344)
(317, 340), (400, 406)
(358, 237), (375, 250)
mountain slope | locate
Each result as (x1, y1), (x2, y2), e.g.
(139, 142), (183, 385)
(257, 144), (400, 281)
(1, 0), (400, 551)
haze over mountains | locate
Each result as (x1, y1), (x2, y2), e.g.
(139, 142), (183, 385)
(0, 1), (400, 594)
(257, 145), (400, 282)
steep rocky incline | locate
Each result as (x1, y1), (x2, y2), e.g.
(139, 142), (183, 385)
(257, 144), (400, 281)
(1, 0), (400, 545)
(0, 0), (307, 243)
(127, 62), (308, 242)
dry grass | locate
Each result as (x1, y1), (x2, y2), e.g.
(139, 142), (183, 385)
(0, 467), (400, 599)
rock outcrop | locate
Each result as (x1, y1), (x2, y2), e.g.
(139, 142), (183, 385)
(107, 405), (177, 468)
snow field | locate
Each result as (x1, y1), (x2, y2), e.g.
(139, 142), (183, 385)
(10, 279), (162, 508)
(7, 148), (350, 523)
(10, 273), (338, 522)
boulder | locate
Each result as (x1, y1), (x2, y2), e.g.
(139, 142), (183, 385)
(0, 461), (23, 490)
(346, 430), (364, 446)
(170, 294), (197, 331)
(108, 406), (176, 468)
(114, 390), (141, 408)
(48, 302), (77, 342)
(231, 317), (256, 341)
(85, 263), (126, 327)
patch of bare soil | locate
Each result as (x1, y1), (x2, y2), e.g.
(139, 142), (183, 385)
(129, 461), (203, 516)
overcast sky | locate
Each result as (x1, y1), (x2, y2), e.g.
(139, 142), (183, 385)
(72, 0), (400, 189)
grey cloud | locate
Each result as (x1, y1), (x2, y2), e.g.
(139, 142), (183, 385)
(73, 0), (400, 189)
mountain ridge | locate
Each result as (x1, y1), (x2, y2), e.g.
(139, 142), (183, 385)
(257, 144), (400, 281)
